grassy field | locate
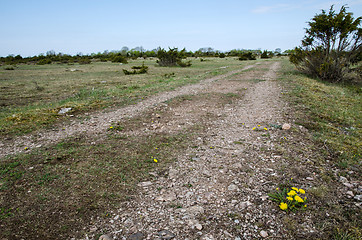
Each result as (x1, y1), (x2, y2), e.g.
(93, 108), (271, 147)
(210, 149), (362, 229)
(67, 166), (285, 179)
(280, 59), (361, 168)
(0, 57), (249, 136)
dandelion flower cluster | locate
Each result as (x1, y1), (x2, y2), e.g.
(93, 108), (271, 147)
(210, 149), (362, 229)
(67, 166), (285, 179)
(270, 185), (308, 212)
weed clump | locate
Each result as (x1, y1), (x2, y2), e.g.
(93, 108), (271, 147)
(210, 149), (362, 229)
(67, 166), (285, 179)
(4, 66), (15, 70)
(123, 62), (148, 75)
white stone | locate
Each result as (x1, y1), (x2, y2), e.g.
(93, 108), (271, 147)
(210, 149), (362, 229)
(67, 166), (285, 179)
(282, 123), (291, 130)
(228, 184), (239, 191)
(260, 230), (268, 238)
(58, 107), (72, 114)
(339, 176), (348, 183)
(137, 181), (152, 187)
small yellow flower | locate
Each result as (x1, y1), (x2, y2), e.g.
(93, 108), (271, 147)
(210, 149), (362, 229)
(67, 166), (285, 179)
(287, 190), (297, 196)
(258, 125), (261, 127)
(279, 202), (288, 210)
(153, 158), (158, 163)
(292, 187), (299, 192)
(294, 195), (304, 203)
(252, 127), (256, 130)
(264, 128), (268, 131)
(155, 148), (158, 150)
(304, 205), (307, 208)
(109, 126), (113, 129)
(287, 197), (293, 201)
(299, 189), (305, 194)
(24, 147), (28, 150)
(276, 187), (279, 191)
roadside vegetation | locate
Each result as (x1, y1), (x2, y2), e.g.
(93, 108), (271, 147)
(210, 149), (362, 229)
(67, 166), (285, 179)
(280, 58), (361, 239)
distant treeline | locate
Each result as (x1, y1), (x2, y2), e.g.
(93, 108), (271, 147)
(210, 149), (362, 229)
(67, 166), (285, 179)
(0, 47), (287, 65)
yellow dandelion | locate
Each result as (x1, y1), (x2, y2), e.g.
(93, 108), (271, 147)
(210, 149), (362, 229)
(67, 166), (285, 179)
(276, 187), (279, 191)
(258, 125), (261, 127)
(264, 128), (268, 131)
(292, 187), (299, 192)
(304, 205), (307, 208)
(299, 189), (305, 194)
(24, 147), (28, 150)
(109, 126), (113, 129)
(287, 190), (297, 196)
(287, 197), (293, 201)
(294, 195), (304, 203)
(153, 158), (158, 163)
(252, 127), (256, 130)
(279, 202), (288, 210)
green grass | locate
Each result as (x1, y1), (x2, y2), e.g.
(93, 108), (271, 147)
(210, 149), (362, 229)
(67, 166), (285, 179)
(280, 59), (361, 168)
(0, 128), (198, 239)
(0, 57), (252, 136)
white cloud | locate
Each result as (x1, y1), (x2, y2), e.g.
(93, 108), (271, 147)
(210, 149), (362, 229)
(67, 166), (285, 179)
(251, 3), (301, 14)
(252, 6), (274, 14)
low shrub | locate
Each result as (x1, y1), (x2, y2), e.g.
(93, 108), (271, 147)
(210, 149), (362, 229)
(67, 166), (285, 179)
(37, 59), (52, 65)
(177, 60), (192, 67)
(238, 52), (256, 61)
(261, 50), (273, 59)
(111, 55), (128, 64)
(157, 48), (191, 67)
(78, 58), (91, 64)
(123, 62), (148, 75)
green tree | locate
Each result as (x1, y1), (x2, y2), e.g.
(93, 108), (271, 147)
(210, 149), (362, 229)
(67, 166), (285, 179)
(157, 48), (190, 67)
(290, 5), (361, 82)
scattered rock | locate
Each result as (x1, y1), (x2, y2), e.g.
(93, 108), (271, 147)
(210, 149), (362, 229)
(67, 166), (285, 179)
(228, 184), (239, 191)
(282, 123), (291, 130)
(192, 157), (200, 161)
(99, 234), (112, 240)
(58, 107), (72, 114)
(195, 223), (203, 230)
(201, 235), (215, 240)
(168, 168), (178, 179)
(187, 206), (204, 215)
(343, 182), (353, 188)
(239, 201), (252, 209)
(155, 192), (177, 202)
(261, 195), (268, 201)
(158, 230), (175, 239)
(354, 195), (362, 201)
(346, 191), (354, 197)
(137, 181), (152, 187)
(128, 232), (144, 240)
(260, 230), (268, 238)
(339, 176), (348, 183)
(306, 177), (314, 181)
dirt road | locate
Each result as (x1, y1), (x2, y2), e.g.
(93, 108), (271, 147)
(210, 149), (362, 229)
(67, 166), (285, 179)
(78, 60), (312, 239)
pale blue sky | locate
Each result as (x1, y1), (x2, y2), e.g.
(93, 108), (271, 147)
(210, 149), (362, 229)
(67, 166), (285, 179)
(1, 0), (361, 56)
